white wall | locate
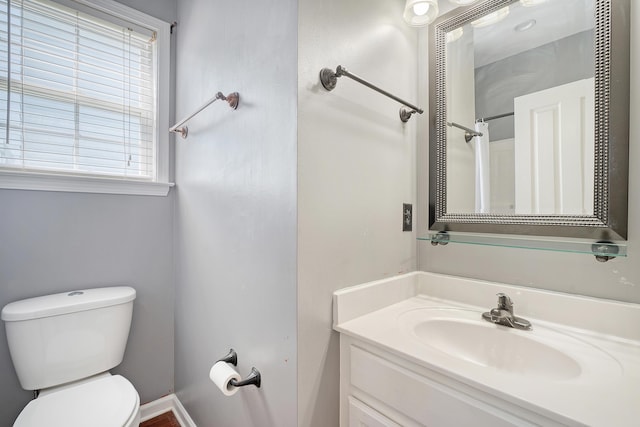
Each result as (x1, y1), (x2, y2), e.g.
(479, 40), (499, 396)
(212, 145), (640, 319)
(297, 0), (418, 425)
(172, 0), (298, 426)
(418, 4), (640, 305)
(0, 2), (177, 425)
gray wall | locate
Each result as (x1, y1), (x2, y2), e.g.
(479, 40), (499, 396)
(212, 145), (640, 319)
(116, 0), (176, 24)
(297, 0), (418, 425)
(0, 190), (174, 424)
(475, 30), (594, 141)
(172, 0), (298, 425)
(0, 1), (177, 425)
(418, 8), (640, 304)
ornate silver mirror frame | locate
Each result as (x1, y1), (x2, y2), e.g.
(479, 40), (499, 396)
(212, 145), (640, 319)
(428, 0), (630, 240)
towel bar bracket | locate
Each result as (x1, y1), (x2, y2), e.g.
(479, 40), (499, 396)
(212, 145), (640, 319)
(320, 68), (339, 91)
(400, 107), (420, 123)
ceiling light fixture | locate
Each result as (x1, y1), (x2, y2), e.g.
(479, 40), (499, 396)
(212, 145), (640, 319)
(403, 0), (439, 27)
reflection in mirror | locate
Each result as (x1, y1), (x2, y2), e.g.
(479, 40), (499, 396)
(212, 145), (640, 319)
(446, 0), (595, 215)
(428, 0), (630, 240)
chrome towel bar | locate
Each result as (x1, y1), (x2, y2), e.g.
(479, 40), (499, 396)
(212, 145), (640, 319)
(170, 91), (239, 139)
(319, 65), (423, 122)
(476, 111), (514, 123)
(447, 121), (482, 143)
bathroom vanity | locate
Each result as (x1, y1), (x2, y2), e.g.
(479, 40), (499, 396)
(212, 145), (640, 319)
(333, 272), (640, 426)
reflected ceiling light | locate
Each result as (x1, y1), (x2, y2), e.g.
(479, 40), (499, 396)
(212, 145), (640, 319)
(520, 0), (548, 6)
(514, 19), (536, 32)
(447, 0), (479, 5)
(446, 27), (464, 43)
(403, 0), (439, 27)
(471, 6), (509, 28)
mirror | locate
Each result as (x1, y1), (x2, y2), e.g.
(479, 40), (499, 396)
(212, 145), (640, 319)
(428, 0), (630, 240)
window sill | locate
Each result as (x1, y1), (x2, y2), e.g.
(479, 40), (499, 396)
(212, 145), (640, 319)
(0, 170), (174, 196)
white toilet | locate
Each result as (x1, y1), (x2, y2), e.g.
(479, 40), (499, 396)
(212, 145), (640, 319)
(1, 287), (141, 427)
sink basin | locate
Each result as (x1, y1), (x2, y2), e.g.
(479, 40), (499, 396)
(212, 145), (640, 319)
(399, 308), (621, 380)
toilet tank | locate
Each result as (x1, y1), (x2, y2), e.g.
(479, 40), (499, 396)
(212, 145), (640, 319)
(1, 287), (136, 391)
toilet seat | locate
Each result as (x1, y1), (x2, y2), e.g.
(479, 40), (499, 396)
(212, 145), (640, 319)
(14, 375), (140, 427)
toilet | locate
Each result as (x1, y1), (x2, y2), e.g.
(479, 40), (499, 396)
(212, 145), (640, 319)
(1, 287), (141, 427)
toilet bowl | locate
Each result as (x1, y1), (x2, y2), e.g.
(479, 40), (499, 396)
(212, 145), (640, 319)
(14, 374), (140, 427)
(2, 287), (140, 427)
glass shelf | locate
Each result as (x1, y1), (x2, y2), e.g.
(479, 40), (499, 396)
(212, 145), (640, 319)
(417, 232), (627, 259)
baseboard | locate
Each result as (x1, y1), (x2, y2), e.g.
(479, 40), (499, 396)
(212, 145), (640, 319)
(140, 394), (197, 427)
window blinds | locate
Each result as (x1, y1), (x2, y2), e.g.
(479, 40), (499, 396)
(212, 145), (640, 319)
(0, 0), (157, 179)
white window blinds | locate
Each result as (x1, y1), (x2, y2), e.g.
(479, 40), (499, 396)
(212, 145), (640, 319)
(0, 0), (157, 180)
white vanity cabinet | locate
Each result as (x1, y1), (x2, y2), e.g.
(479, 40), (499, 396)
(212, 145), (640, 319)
(333, 272), (640, 427)
(340, 335), (562, 427)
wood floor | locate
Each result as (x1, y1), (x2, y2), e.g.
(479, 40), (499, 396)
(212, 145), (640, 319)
(140, 411), (181, 427)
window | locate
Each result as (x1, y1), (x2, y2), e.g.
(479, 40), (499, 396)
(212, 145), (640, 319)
(0, 0), (170, 195)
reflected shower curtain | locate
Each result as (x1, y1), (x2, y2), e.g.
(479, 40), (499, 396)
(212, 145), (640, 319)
(474, 121), (491, 213)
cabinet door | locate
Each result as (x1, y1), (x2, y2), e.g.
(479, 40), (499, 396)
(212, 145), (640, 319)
(350, 346), (534, 427)
(349, 396), (401, 427)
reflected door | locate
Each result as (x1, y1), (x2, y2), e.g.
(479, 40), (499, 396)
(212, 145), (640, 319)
(514, 78), (595, 215)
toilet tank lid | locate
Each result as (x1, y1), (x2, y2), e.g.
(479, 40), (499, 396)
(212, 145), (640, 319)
(1, 287), (136, 322)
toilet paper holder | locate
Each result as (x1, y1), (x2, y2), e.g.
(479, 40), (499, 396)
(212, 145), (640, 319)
(230, 367), (261, 388)
(217, 348), (262, 388)
(217, 348), (238, 366)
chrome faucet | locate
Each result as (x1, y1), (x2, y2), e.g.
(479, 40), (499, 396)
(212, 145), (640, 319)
(482, 293), (532, 330)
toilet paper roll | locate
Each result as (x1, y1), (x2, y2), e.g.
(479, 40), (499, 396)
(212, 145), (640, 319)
(209, 361), (242, 396)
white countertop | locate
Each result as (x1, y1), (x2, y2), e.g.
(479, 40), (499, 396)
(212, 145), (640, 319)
(334, 272), (640, 427)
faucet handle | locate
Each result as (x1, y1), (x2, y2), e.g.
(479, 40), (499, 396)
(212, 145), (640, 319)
(496, 293), (513, 313)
